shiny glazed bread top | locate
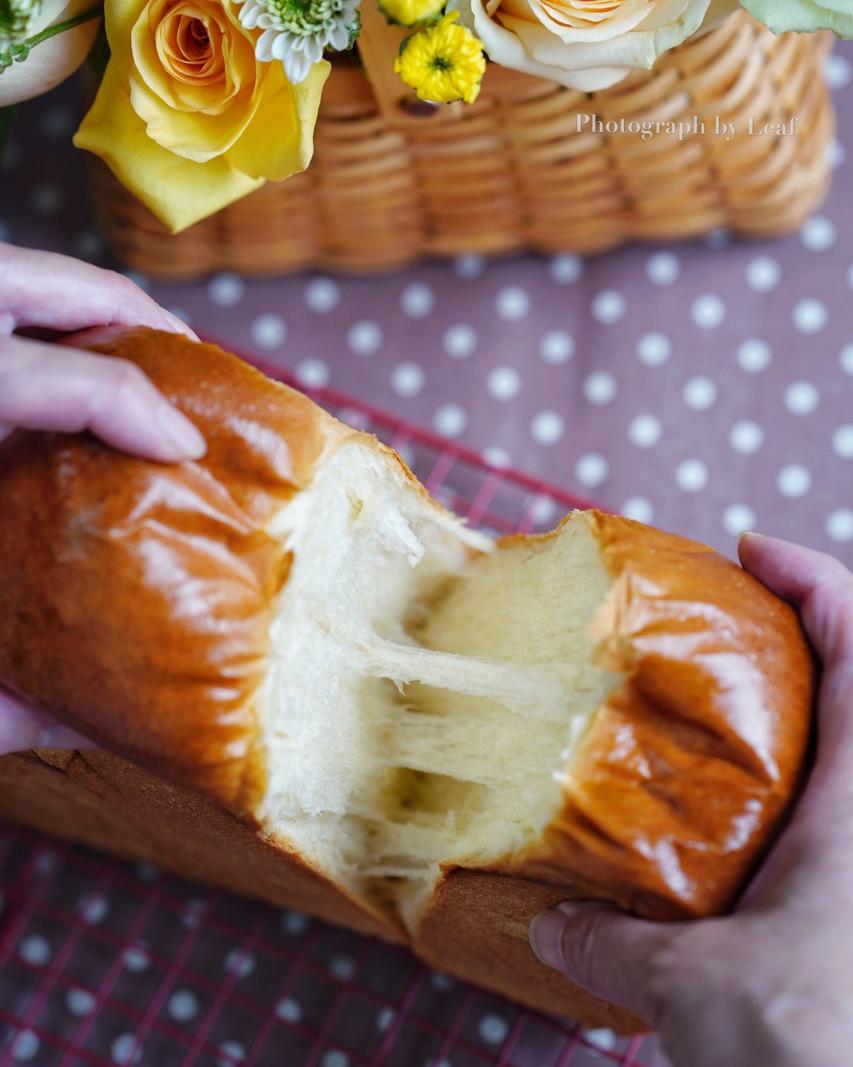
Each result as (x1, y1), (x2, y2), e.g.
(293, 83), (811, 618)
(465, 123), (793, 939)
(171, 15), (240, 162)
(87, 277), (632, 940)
(0, 328), (815, 935)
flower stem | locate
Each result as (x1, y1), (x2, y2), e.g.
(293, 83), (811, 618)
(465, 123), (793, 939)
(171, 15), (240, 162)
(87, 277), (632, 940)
(9, 5), (102, 63)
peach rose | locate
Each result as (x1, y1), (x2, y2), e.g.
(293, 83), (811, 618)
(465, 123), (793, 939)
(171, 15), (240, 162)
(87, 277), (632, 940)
(452, 0), (740, 91)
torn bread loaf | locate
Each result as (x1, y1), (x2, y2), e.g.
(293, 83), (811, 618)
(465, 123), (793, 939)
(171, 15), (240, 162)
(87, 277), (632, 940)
(0, 329), (814, 1032)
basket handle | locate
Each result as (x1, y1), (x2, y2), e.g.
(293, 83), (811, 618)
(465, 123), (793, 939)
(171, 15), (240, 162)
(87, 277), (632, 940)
(356, 0), (464, 126)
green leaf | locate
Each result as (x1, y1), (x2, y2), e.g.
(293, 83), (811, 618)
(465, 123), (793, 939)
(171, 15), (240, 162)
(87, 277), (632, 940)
(741, 0), (853, 37)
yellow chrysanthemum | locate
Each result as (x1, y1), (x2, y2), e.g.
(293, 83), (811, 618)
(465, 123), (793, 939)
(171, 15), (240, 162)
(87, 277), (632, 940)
(378, 0), (443, 28)
(394, 11), (485, 105)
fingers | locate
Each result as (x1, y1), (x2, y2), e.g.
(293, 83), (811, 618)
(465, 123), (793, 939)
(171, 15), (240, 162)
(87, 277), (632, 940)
(529, 901), (681, 1025)
(0, 243), (197, 339)
(739, 533), (853, 672)
(0, 334), (206, 462)
(738, 533), (853, 906)
(0, 688), (94, 755)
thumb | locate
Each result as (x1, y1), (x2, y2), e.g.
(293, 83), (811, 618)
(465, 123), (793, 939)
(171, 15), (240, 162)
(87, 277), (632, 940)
(529, 901), (683, 1025)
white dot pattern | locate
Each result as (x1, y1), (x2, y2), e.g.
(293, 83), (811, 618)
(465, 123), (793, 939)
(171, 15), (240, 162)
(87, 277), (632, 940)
(691, 294), (726, 329)
(729, 421), (764, 455)
(583, 372), (617, 405)
(549, 253), (583, 284)
(443, 324), (477, 359)
(793, 298), (828, 333)
(348, 320), (382, 355)
(636, 332), (671, 366)
(66, 988), (97, 1016)
(592, 290), (626, 324)
(391, 363), (425, 397)
(305, 278), (340, 313)
(434, 404), (467, 438)
(495, 286), (530, 320)
(723, 505), (756, 537)
(478, 1014), (509, 1044)
(168, 991), (199, 1022)
(746, 257), (781, 292)
(622, 497), (654, 524)
(111, 1034), (141, 1065)
(251, 313), (286, 349)
(208, 273), (245, 307)
(531, 411), (564, 446)
(401, 283), (434, 318)
(10, 1031), (39, 1062)
(19, 936), (51, 966)
(540, 330), (574, 364)
(646, 252), (680, 286)
(276, 997), (302, 1023)
(778, 465), (812, 498)
(628, 415), (662, 448)
(488, 367), (521, 400)
(785, 381), (820, 416)
(834, 425), (853, 458)
(576, 453), (609, 488)
(827, 509), (853, 542)
(738, 339), (773, 373)
(683, 377), (717, 410)
(676, 460), (709, 492)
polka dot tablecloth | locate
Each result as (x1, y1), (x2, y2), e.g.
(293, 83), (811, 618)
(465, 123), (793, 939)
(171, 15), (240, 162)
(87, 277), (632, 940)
(2, 39), (853, 1067)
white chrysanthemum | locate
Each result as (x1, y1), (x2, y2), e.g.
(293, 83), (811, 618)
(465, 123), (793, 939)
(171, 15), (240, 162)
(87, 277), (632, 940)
(239, 0), (359, 84)
(1, 0), (42, 62)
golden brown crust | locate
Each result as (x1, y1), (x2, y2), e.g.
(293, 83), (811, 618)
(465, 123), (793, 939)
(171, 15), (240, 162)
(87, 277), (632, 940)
(0, 328), (332, 812)
(412, 869), (646, 1032)
(0, 749), (401, 942)
(496, 511), (814, 918)
(0, 332), (816, 1031)
(410, 512), (814, 1030)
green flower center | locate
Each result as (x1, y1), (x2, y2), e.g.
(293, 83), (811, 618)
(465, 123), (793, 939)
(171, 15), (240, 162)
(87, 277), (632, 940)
(428, 54), (452, 71)
(263, 0), (345, 35)
(0, 0), (41, 43)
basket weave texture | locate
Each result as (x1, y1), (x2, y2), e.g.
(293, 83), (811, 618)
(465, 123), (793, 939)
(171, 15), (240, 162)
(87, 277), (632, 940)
(89, 10), (834, 278)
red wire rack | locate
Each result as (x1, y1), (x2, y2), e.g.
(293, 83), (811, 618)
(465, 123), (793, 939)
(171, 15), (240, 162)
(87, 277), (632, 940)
(0, 361), (654, 1067)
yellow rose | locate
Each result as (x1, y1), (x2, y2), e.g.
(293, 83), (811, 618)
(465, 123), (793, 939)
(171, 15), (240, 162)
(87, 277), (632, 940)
(452, 0), (740, 91)
(74, 0), (329, 232)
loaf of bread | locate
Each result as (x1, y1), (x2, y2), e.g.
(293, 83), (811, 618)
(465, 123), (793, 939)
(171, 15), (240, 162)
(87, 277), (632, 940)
(0, 328), (815, 1033)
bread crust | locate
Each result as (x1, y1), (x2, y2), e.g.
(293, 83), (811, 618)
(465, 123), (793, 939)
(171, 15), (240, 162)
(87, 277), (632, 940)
(0, 331), (815, 1031)
(0, 749), (401, 941)
(410, 512), (814, 1028)
(461, 511), (814, 918)
(0, 329), (335, 813)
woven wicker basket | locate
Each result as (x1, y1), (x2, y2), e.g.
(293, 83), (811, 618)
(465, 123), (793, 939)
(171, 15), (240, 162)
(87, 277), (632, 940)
(89, 9), (834, 278)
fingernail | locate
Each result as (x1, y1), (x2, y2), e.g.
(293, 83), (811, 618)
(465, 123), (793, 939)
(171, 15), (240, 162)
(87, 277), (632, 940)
(529, 909), (568, 971)
(156, 403), (206, 460)
(37, 725), (97, 749)
(163, 311), (199, 341)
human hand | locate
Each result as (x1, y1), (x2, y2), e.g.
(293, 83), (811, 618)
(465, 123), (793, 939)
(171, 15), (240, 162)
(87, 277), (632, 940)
(529, 533), (853, 1067)
(0, 243), (208, 755)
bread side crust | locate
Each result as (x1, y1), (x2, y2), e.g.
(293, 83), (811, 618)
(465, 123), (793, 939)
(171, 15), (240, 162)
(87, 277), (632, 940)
(0, 749), (403, 941)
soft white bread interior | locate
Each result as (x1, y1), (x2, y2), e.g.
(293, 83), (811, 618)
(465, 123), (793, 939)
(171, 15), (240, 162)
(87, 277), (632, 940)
(259, 432), (621, 928)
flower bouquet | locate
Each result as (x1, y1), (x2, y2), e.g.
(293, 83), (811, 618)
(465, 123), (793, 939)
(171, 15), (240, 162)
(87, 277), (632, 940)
(0, 0), (845, 270)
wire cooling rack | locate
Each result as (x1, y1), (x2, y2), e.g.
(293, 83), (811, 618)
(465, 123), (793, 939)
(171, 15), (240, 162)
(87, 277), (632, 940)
(0, 360), (656, 1067)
